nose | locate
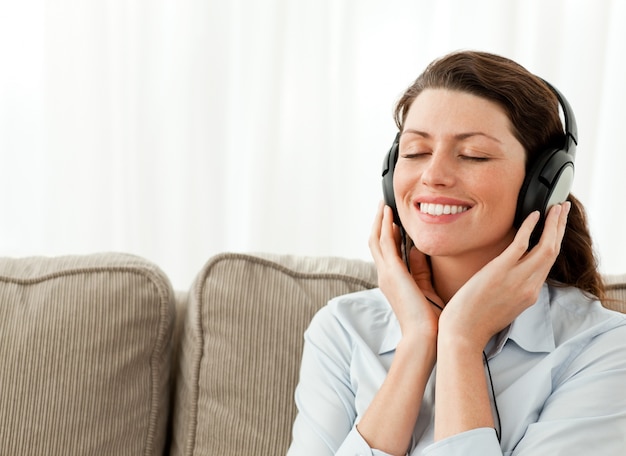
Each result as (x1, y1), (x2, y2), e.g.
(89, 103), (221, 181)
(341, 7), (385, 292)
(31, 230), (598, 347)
(421, 149), (456, 187)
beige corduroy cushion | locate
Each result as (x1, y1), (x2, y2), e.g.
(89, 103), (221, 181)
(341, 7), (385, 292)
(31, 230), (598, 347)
(169, 252), (378, 456)
(604, 273), (626, 314)
(0, 253), (175, 456)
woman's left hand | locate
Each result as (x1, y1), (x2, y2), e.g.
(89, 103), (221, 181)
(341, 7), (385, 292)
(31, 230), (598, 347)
(438, 201), (571, 350)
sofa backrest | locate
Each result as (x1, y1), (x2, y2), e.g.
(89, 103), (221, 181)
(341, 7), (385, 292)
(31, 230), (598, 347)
(0, 253), (175, 456)
(1, 252), (623, 456)
(605, 273), (626, 313)
(169, 253), (378, 456)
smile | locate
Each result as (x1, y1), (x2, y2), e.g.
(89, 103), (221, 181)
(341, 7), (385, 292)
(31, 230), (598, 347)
(420, 203), (469, 216)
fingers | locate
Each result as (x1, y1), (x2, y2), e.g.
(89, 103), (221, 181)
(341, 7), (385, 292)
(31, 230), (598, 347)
(540, 201), (571, 253)
(380, 206), (402, 257)
(496, 201), (571, 276)
(369, 201), (385, 263)
(408, 245), (430, 286)
(503, 202), (571, 279)
(408, 246), (444, 310)
(369, 201), (384, 244)
(369, 201), (402, 264)
(500, 210), (540, 262)
(532, 202), (570, 260)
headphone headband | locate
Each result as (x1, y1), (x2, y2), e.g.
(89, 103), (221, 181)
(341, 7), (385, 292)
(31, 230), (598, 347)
(540, 78), (578, 159)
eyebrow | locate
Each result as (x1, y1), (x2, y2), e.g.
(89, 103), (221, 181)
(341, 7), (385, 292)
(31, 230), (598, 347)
(402, 129), (503, 144)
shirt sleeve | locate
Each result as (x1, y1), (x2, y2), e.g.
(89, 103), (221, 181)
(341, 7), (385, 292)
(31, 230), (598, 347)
(287, 305), (393, 456)
(286, 305), (356, 455)
(422, 428), (501, 456)
(509, 320), (626, 455)
(336, 425), (397, 456)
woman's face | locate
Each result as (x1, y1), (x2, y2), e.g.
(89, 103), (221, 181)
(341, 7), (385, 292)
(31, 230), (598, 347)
(394, 88), (526, 263)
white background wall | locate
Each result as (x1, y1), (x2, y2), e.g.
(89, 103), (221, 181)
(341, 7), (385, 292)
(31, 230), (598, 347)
(1, 0), (624, 289)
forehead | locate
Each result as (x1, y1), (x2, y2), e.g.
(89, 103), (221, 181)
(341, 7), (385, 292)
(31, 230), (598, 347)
(404, 88), (514, 138)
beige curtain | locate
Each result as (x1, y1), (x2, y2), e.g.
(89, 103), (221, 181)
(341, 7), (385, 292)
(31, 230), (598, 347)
(1, 0), (624, 288)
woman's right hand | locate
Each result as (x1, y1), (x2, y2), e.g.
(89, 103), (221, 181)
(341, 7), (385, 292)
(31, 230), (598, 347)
(357, 203), (442, 454)
(368, 202), (443, 340)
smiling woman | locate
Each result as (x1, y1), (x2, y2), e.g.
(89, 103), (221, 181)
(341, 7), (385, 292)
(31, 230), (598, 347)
(393, 89), (527, 267)
(287, 51), (626, 456)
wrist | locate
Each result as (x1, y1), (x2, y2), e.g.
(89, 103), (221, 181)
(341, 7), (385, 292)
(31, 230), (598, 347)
(398, 310), (438, 340)
(399, 322), (438, 349)
(437, 308), (493, 353)
(396, 332), (437, 366)
(437, 324), (487, 356)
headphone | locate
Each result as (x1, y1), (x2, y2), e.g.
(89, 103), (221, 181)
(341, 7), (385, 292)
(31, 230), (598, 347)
(381, 79), (577, 233)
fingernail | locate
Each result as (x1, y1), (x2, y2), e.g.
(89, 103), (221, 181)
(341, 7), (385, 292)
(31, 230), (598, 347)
(525, 211), (540, 224)
(564, 201), (572, 215)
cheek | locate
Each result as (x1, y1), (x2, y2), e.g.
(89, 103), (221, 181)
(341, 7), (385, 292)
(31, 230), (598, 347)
(392, 163), (417, 198)
(482, 171), (525, 217)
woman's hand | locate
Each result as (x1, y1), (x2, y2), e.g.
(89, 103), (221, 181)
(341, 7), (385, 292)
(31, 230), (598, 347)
(369, 202), (443, 339)
(359, 203), (442, 454)
(439, 202), (571, 350)
(433, 202), (571, 442)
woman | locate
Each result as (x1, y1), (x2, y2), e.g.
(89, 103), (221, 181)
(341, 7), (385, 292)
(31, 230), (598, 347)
(287, 51), (626, 455)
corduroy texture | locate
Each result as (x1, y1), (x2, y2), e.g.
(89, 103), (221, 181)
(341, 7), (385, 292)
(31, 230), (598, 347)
(2, 251), (620, 456)
(605, 273), (626, 313)
(0, 253), (175, 456)
(169, 252), (378, 456)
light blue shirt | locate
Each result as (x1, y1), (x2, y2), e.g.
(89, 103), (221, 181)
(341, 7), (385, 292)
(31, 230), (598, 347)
(287, 285), (626, 455)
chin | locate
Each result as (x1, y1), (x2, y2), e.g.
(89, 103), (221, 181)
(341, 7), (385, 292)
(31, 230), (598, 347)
(411, 238), (453, 257)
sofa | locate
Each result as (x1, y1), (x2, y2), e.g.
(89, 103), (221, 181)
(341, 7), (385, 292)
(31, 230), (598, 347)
(0, 252), (624, 456)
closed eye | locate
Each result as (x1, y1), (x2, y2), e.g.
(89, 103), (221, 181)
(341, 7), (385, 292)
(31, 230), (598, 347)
(401, 152), (431, 159)
(460, 155), (490, 162)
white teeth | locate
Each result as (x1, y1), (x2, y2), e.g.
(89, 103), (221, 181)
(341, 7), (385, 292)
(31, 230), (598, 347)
(420, 203), (469, 216)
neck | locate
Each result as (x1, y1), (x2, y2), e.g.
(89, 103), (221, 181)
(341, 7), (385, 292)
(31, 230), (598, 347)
(426, 227), (518, 303)
(430, 248), (503, 304)
(430, 258), (471, 304)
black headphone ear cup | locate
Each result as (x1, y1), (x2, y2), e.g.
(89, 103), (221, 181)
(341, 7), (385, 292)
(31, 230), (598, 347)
(515, 147), (574, 228)
(381, 135), (402, 226)
(516, 78), (577, 230)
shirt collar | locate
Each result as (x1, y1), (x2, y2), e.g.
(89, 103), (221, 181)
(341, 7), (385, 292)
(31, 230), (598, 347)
(378, 284), (556, 357)
(379, 316), (401, 355)
(492, 283), (556, 357)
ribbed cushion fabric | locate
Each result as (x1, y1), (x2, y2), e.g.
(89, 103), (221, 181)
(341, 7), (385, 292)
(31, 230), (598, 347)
(0, 253), (175, 456)
(169, 252), (378, 456)
(605, 274), (626, 313)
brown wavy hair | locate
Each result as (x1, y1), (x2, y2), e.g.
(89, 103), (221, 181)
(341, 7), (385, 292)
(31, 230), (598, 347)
(394, 50), (605, 300)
